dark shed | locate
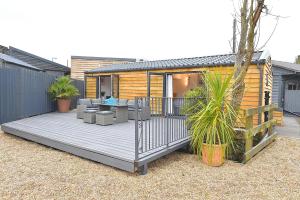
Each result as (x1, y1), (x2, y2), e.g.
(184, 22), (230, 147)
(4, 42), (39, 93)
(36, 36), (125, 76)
(272, 60), (300, 114)
(8, 46), (70, 76)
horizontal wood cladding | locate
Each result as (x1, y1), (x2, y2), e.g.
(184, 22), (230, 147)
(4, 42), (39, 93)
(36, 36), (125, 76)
(273, 110), (283, 126)
(259, 60), (273, 123)
(264, 60), (273, 93)
(86, 77), (97, 98)
(119, 72), (147, 99)
(71, 58), (131, 81)
(86, 64), (263, 111)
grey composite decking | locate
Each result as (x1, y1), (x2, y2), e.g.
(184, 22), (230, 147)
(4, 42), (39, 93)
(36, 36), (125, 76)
(1, 112), (190, 173)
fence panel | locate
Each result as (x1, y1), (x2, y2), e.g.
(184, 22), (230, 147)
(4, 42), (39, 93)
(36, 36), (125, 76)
(0, 67), (84, 124)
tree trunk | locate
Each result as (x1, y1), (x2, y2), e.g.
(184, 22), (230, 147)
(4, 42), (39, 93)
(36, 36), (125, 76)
(231, 0), (265, 116)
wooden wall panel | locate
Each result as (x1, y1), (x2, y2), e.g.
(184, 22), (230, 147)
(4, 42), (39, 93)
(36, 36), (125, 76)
(273, 110), (283, 126)
(119, 72), (147, 100)
(71, 58), (132, 81)
(86, 77), (97, 99)
(149, 75), (164, 98)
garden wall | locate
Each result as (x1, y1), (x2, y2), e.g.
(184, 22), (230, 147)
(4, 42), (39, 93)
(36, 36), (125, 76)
(0, 66), (84, 124)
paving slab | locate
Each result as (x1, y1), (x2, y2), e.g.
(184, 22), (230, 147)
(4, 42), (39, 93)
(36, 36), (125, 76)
(275, 114), (300, 139)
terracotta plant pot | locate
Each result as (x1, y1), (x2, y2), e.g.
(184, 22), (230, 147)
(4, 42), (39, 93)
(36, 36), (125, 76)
(57, 98), (71, 113)
(201, 143), (226, 167)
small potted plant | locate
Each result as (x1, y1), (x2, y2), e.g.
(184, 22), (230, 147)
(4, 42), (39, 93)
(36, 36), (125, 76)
(48, 76), (79, 113)
(186, 73), (237, 166)
(100, 91), (106, 100)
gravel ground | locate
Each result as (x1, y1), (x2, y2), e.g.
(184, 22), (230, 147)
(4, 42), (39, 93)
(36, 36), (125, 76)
(0, 130), (300, 200)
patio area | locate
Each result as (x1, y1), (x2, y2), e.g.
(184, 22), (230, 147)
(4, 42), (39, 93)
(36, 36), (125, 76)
(1, 110), (190, 173)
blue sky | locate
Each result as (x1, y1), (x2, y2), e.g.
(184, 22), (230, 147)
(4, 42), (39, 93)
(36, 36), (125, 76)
(0, 0), (298, 66)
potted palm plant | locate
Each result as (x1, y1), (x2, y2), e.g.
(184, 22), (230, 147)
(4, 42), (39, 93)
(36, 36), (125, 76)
(185, 73), (237, 166)
(48, 76), (79, 113)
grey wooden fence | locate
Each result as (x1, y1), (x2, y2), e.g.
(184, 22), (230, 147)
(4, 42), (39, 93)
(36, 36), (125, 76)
(0, 67), (84, 124)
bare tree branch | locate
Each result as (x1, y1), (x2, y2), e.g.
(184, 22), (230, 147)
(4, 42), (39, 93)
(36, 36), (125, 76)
(257, 16), (279, 50)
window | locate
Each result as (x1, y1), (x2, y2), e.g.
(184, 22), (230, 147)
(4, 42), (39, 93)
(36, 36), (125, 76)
(288, 83), (297, 90)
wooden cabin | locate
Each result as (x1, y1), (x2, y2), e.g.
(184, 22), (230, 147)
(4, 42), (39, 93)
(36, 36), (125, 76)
(84, 51), (273, 125)
(71, 56), (136, 80)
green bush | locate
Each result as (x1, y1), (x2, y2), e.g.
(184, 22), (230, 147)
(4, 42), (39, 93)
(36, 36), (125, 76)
(181, 86), (206, 117)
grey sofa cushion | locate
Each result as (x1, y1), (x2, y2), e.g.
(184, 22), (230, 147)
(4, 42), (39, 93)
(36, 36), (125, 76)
(127, 99), (150, 109)
(128, 100), (135, 109)
(118, 99), (128, 105)
(78, 99), (92, 107)
(138, 100), (149, 108)
(91, 99), (102, 105)
(96, 111), (113, 115)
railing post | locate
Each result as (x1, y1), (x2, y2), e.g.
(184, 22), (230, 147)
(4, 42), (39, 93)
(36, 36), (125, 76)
(134, 97), (139, 161)
(244, 110), (253, 163)
(166, 97), (169, 148)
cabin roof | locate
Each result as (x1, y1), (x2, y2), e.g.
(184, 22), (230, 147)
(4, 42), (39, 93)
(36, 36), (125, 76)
(0, 53), (41, 71)
(272, 60), (300, 73)
(86, 51), (265, 73)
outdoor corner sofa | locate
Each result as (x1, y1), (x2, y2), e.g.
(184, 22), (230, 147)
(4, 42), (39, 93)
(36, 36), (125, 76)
(76, 99), (99, 119)
(77, 98), (151, 121)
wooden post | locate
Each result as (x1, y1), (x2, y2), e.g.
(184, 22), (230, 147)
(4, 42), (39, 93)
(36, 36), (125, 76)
(244, 112), (253, 162)
(242, 104), (278, 163)
(268, 105), (274, 136)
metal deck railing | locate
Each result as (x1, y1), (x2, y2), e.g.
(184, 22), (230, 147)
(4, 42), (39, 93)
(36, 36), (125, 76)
(134, 97), (198, 161)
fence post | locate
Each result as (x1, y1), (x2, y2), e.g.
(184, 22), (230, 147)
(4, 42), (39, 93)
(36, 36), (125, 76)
(268, 105), (274, 136)
(135, 97), (139, 161)
(244, 110), (253, 162)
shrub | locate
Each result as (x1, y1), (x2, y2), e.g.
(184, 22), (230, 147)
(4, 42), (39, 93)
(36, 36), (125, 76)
(48, 76), (79, 100)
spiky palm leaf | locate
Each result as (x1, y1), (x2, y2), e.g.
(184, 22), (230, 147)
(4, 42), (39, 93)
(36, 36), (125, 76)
(48, 76), (79, 100)
(188, 73), (238, 160)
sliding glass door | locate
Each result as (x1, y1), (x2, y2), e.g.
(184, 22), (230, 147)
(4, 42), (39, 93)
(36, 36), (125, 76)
(111, 74), (119, 98)
(98, 74), (119, 99)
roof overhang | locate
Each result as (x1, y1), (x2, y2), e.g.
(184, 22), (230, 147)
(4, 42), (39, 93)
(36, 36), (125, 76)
(85, 51), (267, 74)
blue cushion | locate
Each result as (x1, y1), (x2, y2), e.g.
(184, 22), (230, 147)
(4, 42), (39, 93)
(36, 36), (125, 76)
(105, 97), (117, 105)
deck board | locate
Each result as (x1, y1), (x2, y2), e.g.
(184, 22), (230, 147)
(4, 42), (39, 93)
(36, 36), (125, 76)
(2, 112), (190, 173)
(2, 112), (135, 161)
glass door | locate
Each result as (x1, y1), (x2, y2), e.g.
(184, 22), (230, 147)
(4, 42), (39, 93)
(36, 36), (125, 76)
(98, 75), (112, 99)
(111, 74), (119, 98)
